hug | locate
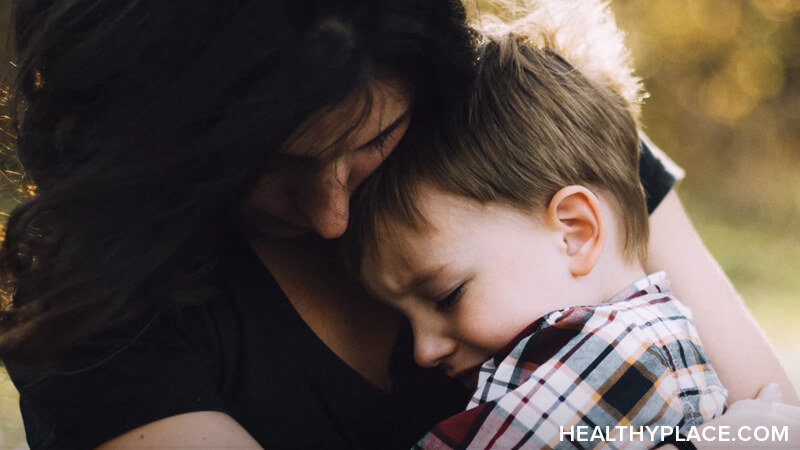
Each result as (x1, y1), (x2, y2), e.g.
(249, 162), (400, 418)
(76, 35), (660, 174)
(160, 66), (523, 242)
(0, 0), (796, 449)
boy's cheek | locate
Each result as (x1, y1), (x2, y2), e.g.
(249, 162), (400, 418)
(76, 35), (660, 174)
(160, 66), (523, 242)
(458, 306), (541, 354)
(454, 314), (521, 354)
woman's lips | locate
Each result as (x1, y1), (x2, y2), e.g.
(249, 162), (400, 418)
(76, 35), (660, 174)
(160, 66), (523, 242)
(454, 365), (481, 389)
(245, 210), (311, 237)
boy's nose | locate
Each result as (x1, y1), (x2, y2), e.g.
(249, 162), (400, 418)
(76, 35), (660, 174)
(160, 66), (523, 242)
(413, 330), (457, 369)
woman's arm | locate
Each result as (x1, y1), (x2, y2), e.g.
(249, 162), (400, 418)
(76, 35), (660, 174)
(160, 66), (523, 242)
(97, 411), (262, 449)
(646, 189), (798, 405)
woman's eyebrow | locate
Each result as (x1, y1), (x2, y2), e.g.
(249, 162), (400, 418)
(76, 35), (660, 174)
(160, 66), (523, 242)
(355, 108), (412, 150)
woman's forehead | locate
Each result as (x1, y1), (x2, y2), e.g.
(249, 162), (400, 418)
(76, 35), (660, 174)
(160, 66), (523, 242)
(281, 77), (411, 159)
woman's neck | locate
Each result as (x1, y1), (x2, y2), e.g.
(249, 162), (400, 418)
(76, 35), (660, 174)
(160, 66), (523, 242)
(248, 234), (402, 391)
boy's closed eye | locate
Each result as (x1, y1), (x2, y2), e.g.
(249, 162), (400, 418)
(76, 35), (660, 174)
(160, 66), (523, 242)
(434, 283), (466, 312)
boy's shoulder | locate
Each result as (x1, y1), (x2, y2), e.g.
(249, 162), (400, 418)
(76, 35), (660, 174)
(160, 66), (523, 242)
(472, 272), (722, 408)
(431, 273), (727, 450)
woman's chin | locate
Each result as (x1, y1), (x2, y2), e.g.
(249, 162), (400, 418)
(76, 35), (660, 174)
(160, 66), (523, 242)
(244, 212), (313, 239)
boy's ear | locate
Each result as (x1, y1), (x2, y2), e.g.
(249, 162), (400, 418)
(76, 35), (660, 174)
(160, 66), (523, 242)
(546, 186), (606, 277)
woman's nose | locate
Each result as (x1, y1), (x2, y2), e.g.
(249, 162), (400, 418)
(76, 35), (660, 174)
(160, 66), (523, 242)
(413, 328), (457, 369)
(303, 160), (352, 239)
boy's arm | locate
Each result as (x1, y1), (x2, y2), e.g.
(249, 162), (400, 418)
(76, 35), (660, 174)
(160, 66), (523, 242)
(646, 189), (799, 404)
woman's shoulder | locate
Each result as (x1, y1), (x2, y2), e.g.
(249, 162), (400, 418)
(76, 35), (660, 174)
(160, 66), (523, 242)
(639, 134), (684, 214)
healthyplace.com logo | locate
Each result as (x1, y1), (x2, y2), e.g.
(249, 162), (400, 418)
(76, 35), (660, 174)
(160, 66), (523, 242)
(560, 425), (789, 444)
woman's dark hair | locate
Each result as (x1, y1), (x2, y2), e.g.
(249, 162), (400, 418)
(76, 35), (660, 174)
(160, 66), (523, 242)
(0, 0), (476, 362)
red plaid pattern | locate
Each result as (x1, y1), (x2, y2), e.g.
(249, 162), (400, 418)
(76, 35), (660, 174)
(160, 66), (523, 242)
(414, 272), (727, 449)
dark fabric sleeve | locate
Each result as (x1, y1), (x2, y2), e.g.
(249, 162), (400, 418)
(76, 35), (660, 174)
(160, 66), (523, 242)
(4, 310), (227, 450)
(639, 138), (680, 214)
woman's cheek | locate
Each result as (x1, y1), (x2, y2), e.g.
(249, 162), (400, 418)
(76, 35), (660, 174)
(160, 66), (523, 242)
(248, 173), (289, 213)
(349, 151), (390, 188)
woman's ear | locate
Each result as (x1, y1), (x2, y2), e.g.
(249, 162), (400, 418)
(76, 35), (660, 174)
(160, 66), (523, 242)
(546, 186), (606, 277)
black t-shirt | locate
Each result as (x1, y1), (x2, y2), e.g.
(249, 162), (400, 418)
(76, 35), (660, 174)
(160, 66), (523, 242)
(4, 141), (678, 450)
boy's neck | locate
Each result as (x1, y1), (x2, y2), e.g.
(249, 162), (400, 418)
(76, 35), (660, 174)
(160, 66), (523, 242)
(573, 193), (649, 305)
(590, 258), (649, 304)
(550, 254), (647, 311)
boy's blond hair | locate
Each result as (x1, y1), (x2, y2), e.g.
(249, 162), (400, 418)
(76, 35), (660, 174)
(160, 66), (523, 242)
(345, 0), (649, 274)
(467, 0), (644, 120)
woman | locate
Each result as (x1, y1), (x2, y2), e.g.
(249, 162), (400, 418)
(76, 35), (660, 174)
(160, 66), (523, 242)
(0, 0), (795, 449)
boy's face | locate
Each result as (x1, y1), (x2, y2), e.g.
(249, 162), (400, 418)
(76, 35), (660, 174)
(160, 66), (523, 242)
(360, 187), (576, 389)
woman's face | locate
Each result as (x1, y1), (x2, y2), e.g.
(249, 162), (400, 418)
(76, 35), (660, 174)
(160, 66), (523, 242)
(245, 79), (412, 239)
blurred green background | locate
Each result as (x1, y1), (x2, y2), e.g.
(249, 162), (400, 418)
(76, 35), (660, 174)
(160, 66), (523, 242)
(0, 0), (798, 448)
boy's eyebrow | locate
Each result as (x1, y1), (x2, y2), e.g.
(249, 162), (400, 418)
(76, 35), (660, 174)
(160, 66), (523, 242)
(354, 108), (411, 150)
(403, 264), (447, 293)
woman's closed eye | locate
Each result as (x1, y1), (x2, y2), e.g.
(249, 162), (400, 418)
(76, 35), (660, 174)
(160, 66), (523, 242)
(435, 284), (466, 312)
(356, 108), (411, 155)
(274, 125), (395, 171)
(364, 132), (392, 155)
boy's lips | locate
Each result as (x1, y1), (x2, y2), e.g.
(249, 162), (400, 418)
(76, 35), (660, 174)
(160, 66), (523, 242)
(454, 365), (481, 389)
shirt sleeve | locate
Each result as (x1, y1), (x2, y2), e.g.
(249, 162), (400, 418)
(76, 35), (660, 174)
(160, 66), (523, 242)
(4, 309), (228, 450)
(639, 134), (684, 214)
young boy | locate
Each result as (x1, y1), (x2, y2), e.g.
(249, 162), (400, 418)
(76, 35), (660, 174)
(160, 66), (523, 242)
(343, 2), (727, 448)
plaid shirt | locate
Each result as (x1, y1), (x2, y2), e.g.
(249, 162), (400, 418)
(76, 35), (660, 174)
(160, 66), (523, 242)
(414, 272), (727, 450)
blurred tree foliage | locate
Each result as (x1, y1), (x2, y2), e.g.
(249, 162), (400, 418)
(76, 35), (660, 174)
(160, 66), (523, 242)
(608, 1), (800, 329)
(0, 0), (34, 236)
(470, 0), (800, 217)
(609, 0), (800, 221)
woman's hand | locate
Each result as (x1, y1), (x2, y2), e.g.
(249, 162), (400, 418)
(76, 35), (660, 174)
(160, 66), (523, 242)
(693, 383), (800, 449)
